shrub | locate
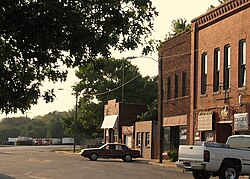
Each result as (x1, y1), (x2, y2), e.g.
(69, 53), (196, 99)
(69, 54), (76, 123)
(167, 149), (178, 162)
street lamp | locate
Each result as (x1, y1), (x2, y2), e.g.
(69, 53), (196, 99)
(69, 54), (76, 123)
(125, 56), (163, 163)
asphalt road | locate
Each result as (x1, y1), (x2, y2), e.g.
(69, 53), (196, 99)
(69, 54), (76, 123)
(0, 145), (193, 179)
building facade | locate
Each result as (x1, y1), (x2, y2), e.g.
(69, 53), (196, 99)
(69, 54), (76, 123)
(102, 99), (147, 144)
(158, 31), (191, 152)
(134, 121), (158, 159)
(157, 0), (250, 156)
(190, 0), (250, 143)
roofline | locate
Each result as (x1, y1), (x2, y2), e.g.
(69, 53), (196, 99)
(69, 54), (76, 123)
(192, 0), (250, 28)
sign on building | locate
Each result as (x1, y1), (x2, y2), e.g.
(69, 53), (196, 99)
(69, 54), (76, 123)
(234, 113), (249, 131)
(197, 112), (213, 131)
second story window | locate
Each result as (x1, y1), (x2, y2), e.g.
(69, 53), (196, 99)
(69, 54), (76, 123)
(167, 77), (171, 100)
(239, 40), (246, 88)
(201, 53), (208, 95)
(224, 45), (230, 90)
(174, 74), (179, 98)
(213, 48), (220, 92)
(182, 72), (187, 97)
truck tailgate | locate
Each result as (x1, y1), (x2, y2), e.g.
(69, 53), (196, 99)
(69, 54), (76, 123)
(178, 145), (204, 162)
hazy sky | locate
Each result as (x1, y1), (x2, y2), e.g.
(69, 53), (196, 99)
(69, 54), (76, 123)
(1, 0), (220, 119)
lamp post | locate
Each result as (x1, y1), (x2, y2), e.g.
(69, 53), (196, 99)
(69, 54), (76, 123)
(73, 91), (78, 153)
(58, 88), (78, 153)
(125, 56), (163, 163)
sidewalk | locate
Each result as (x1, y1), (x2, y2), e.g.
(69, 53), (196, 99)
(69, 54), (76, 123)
(137, 158), (177, 169)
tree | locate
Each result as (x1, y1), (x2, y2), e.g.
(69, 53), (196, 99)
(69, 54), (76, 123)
(165, 18), (191, 40)
(67, 57), (158, 137)
(75, 57), (157, 105)
(34, 111), (67, 138)
(0, 0), (158, 114)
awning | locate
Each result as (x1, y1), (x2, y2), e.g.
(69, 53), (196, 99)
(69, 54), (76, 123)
(101, 115), (118, 129)
(163, 115), (187, 127)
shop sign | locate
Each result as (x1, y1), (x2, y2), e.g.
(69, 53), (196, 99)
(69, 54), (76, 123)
(197, 112), (213, 131)
(234, 113), (249, 131)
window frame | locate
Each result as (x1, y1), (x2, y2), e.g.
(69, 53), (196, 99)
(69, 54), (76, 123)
(223, 45), (230, 90)
(167, 77), (171, 100)
(201, 53), (208, 95)
(238, 40), (246, 88)
(213, 48), (220, 92)
(145, 132), (150, 147)
(174, 74), (179, 98)
(182, 72), (187, 97)
(136, 132), (141, 147)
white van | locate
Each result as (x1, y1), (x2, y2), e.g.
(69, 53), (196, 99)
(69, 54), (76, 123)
(226, 135), (250, 149)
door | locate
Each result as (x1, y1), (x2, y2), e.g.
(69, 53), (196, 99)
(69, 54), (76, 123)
(125, 135), (132, 148)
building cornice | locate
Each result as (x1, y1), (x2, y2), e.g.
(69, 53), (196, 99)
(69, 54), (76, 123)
(192, 0), (249, 28)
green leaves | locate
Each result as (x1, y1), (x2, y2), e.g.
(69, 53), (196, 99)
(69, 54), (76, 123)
(72, 57), (158, 137)
(0, 0), (158, 114)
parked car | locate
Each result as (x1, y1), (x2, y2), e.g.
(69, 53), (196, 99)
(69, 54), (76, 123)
(80, 143), (141, 162)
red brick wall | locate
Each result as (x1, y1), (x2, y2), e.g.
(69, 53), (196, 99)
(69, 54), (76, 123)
(159, 31), (191, 118)
(191, 0), (250, 142)
(194, 1), (250, 113)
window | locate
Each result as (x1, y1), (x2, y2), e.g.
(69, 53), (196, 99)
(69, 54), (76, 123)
(182, 72), (187, 96)
(174, 74), (179, 98)
(167, 77), (171, 100)
(136, 132), (141, 146)
(201, 53), (208, 95)
(239, 40), (246, 87)
(224, 45), (230, 90)
(213, 48), (220, 92)
(145, 132), (150, 147)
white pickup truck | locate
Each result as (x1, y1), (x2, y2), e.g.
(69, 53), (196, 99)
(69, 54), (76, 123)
(176, 135), (250, 179)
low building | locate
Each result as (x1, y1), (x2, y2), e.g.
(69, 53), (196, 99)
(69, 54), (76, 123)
(134, 121), (157, 159)
(101, 99), (147, 144)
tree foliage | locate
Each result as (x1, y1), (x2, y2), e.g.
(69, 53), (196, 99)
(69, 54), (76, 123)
(0, 0), (158, 114)
(68, 57), (158, 137)
(165, 18), (191, 40)
(0, 111), (68, 143)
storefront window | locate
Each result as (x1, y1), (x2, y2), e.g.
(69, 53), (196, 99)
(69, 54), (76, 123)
(179, 126), (187, 145)
(163, 127), (170, 152)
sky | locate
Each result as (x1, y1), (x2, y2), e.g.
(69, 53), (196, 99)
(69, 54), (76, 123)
(1, 0), (220, 119)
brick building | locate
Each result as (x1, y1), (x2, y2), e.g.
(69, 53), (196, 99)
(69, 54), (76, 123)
(158, 31), (191, 152)
(134, 121), (158, 159)
(101, 99), (147, 144)
(190, 0), (250, 143)
(157, 0), (250, 156)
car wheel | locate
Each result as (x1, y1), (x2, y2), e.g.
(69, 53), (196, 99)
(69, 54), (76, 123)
(192, 171), (211, 179)
(219, 164), (239, 179)
(123, 154), (132, 162)
(89, 153), (98, 161)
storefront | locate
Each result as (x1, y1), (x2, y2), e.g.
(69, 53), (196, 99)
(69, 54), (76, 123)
(195, 112), (215, 142)
(162, 115), (187, 151)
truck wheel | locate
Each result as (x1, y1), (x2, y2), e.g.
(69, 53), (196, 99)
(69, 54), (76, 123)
(89, 153), (98, 161)
(192, 171), (211, 179)
(219, 164), (239, 179)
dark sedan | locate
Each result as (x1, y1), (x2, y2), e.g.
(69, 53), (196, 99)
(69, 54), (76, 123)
(80, 143), (141, 162)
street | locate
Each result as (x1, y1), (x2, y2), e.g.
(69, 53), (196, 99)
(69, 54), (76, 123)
(0, 145), (192, 179)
